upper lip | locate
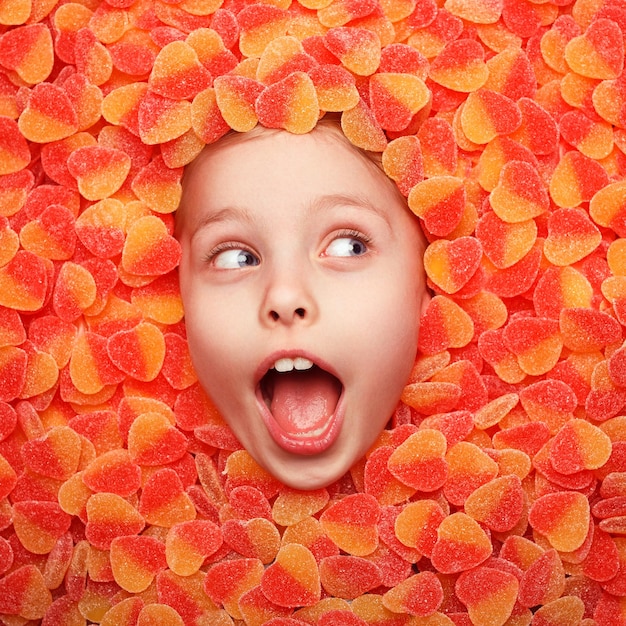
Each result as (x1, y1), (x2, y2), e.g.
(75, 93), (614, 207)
(254, 349), (343, 386)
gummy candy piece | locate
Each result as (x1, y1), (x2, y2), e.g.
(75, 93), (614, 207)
(386, 429), (447, 492)
(107, 322), (166, 382)
(18, 82), (78, 143)
(511, 97), (558, 155)
(165, 520), (222, 576)
(382, 571), (443, 616)
(85, 492), (145, 550)
(464, 474), (524, 532)
(66, 146), (131, 201)
(502, 316), (563, 377)
(519, 378), (577, 434)
(131, 156), (183, 215)
(381, 136), (423, 199)
(101, 83), (148, 135)
(149, 41), (211, 100)
(417, 295), (474, 355)
(456, 566), (519, 626)
(544, 208), (602, 266)
(443, 441), (499, 506)
(222, 517), (280, 563)
(429, 39), (489, 92)
(110, 535), (167, 593)
(490, 160), (549, 223)
(518, 549), (565, 608)
(0, 250), (48, 312)
(408, 176), (465, 237)
(581, 525), (620, 582)
(461, 89), (522, 144)
(121, 215), (181, 276)
(53, 261), (97, 322)
(309, 65), (359, 113)
(319, 493), (380, 556)
(587, 359), (626, 422)
(138, 91), (192, 145)
(394, 499), (446, 558)
(139, 468), (196, 527)
(261, 543), (321, 608)
(128, 411), (188, 466)
(0, 118), (30, 176)
(224, 450), (282, 499)
(256, 72), (319, 134)
(401, 381), (462, 414)
(319, 555), (382, 599)
(12, 500), (71, 554)
(21, 426), (81, 481)
(204, 558), (265, 619)
(82, 448), (140, 495)
(473, 393), (519, 430)
(560, 308), (621, 352)
(431, 512), (492, 574)
(423, 236), (482, 294)
(68, 331), (124, 395)
(529, 491), (590, 552)
(560, 109), (613, 159)
(238, 584), (293, 625)
(74, 199), (126, 259)
(136, 603), (184, 626)
(534, 266), (594, 320)
(565, 18), (624, 79)
(0, 23), (53, 85)
(476, 211), (536, 269)
(74, 27), (113, 86)
(341, 98), (387, 152)
(238, 4), (289, 58)
(214, 74), (264, 132)
(191, 87), (231, 144)
(255, 35), (316, 85)
(186, 27), (238, 78)
(431, 360), (487, 413)
(550, 150), (609, 208)
(272, 487), (329, 527)
(0, 565), (52, 620)
(364, 446), (416, 505)
(19, 204), (77, 261)
(281, 518), (338, 566)
(369, 73), (429, 132)
(324, 27), (381, 76)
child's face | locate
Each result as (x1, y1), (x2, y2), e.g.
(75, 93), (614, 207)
(177, 126), (428, 490)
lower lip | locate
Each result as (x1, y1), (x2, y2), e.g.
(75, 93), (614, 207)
(255, 389), (345, 455)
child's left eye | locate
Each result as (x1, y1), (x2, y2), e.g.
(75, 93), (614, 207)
(325, 236), (369, 257)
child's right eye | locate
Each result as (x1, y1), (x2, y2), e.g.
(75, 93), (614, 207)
(212, 247), (260, 269)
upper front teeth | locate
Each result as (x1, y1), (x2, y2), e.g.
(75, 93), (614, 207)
(273, 357), (314, 372)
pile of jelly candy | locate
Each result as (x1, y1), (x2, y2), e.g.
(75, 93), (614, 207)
(2, 0), (626, 623)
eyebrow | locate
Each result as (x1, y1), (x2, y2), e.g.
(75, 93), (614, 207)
(310, 193), (393, 228)
(189, 192), (394, 241)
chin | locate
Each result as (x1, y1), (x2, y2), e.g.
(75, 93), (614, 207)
(257, 444), (362, 491)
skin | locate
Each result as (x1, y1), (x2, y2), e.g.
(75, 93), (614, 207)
(177, 124), (428, 490)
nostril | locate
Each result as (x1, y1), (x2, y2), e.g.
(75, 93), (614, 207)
(295, 308), (306, 318)
(270, 311), (279, 321)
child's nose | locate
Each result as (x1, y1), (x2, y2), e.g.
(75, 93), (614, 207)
(261, 272), (318, 326)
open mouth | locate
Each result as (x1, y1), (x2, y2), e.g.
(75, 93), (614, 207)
(255, 357), (344, 453)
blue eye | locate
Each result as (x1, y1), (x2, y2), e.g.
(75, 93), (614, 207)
(214, 248), (260, 269)
(326, 236), (368, 257)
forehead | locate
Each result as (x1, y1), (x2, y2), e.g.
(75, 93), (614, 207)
(178, 124), (409, 230)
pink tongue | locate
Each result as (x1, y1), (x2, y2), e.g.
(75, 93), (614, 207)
(270, 369), (341, 434)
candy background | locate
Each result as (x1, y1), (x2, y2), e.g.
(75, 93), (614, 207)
(2, 0), (626, 623)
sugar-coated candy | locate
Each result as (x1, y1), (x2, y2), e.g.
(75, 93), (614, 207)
(382, 571), (443, 616)
(319, 555), (382, 599)
(455, 566), (519, 626)
(431, 512), (492, 574)
(320, 493), (380, 556)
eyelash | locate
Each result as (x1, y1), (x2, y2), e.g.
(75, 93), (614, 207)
(334, 229), (372, 246)
(203, 241), (254, 264)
